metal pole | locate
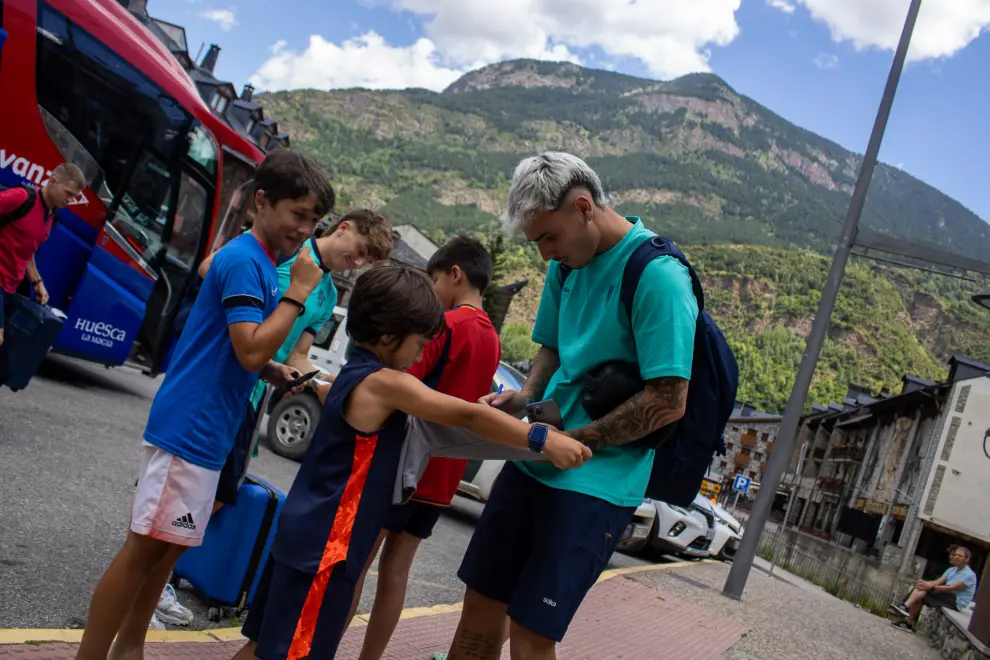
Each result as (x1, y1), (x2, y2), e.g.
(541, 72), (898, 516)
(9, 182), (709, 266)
(770, 441), (808, 577)
(722, 0), (923, 600)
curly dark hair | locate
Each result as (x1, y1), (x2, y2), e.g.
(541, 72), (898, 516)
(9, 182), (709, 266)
(330, 209), (395, 262)
(347, 266), (445, 347)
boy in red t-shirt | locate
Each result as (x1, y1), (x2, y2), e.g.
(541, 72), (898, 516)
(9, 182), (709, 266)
(349, 236), (501, 660)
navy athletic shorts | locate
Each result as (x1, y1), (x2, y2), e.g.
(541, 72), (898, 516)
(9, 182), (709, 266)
(457, 462), (636, 642)
(383, 500), (444, 540)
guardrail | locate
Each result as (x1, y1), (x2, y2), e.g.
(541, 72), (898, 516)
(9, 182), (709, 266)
(755, 528), (896, 616)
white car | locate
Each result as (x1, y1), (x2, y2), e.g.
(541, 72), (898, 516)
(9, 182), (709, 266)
(709, 501), (744, 560)
(636, 494), (717, 559)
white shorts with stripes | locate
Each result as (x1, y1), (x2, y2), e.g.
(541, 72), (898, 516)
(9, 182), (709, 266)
(130, 442), (220, 547)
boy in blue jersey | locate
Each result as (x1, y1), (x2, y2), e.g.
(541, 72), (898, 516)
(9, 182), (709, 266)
(217, 209), (395, 507)
(75, 150), (336, 660)
(440, 153), (697, 660)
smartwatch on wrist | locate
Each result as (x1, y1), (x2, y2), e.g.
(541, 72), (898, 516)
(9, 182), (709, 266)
(528, 423), (549, 453)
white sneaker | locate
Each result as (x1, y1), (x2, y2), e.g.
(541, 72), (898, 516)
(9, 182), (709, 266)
(155, 584), (194, 626)
(148, 613), (166, 631)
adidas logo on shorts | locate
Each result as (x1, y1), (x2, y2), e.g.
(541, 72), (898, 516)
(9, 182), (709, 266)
(172, 513), (197, 530)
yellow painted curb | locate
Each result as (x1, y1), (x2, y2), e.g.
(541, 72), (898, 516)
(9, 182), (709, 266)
(0, 561), (709, 645)
(596, 559), (711, 584)
(396, 602), (464, 621)
(205, 627), (248, 641)
(0, 629), (222, 644)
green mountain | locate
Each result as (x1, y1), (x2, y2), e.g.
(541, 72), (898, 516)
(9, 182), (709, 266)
(258, 59), (990, 411)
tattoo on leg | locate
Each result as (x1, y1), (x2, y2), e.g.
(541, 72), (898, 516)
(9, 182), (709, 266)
(449, 629), (501, 660)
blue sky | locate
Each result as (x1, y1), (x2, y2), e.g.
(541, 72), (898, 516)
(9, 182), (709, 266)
(152, 0), (990, 221)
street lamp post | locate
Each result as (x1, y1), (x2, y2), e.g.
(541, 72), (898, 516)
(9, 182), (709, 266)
(722, 0), (924, 600)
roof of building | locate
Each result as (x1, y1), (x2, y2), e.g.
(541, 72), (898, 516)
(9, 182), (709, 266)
(394, 225), (439, 261)
(391, 240), (428, 270)
(232, 99), (262, 113)
(948, 355), (990, 371)
(727, 412), (782, 423)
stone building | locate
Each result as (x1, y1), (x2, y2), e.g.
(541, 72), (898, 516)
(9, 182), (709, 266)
(777, 355), (990, 584)
(710, 403), (781, 490)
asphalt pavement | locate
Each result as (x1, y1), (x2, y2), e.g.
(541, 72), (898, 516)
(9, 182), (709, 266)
(0, 355), (654, 630)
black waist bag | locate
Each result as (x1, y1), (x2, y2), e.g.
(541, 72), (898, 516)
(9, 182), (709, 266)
(581, 361), (678, 451)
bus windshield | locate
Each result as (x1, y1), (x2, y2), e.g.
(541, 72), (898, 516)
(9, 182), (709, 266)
(105, 124), (216, 274)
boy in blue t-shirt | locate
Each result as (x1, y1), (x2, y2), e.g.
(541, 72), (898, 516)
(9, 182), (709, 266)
(215, 209), (394, 507)
(75, 150), (336, 660)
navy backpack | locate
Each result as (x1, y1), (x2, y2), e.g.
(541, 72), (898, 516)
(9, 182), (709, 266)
(560, 235), (739, 507)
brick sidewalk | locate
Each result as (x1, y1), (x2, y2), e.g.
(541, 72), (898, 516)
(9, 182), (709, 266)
(0, 570), (748, 659)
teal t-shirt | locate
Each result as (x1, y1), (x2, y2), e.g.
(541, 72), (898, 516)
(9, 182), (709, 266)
(516, 218), (699, 507)
(248, 252), (337, 409)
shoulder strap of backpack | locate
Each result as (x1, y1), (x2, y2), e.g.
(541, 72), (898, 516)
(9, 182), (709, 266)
(422, 328), (453, 390)
(0, 187), (37, 230)
(620, 236), (705, 328)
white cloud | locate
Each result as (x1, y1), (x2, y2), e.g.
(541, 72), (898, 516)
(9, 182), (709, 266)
(253, 0), (742, 91)
(797, 0), (990, 61)
(768, 0), (796, 14)
(813, 52), (839, 69)
(200, 7), (237, 31)
(250, 32), (468, 92)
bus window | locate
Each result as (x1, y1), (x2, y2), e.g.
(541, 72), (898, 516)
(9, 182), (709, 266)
(212, 150), (257, 251)
(167, 171), (208, 269)
(185, 124), (218, 177)
(212, 177), (256, 252)
(107, 149), (174, 267)
(35, 2), (192, 198)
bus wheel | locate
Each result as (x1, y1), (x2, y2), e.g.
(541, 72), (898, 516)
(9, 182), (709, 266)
(268, 393), (321, 461)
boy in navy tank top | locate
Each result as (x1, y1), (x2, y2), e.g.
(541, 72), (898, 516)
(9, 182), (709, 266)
(233, 266), (592, 660)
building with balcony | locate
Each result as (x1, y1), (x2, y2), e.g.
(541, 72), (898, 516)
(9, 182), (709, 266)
(710, 404), (782, 490)
(775, 355), (990, 584)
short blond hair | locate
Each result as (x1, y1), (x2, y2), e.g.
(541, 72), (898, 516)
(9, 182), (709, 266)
(52, 162), (86, 188)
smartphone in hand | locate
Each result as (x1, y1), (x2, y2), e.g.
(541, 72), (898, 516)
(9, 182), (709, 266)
(526, 399), (563, 429)
(268, 370), (320, 413)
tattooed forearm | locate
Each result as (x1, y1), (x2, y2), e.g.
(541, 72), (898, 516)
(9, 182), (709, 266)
(520, 346), (559, 402)
(568, 377), (688, 450)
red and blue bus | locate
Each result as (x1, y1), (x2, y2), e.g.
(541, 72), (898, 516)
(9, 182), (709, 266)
(0, 0), (264, 377)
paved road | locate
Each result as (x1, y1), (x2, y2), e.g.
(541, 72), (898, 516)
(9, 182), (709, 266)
(0, 356), (655, 630)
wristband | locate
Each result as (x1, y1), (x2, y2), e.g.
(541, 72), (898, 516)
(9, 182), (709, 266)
(280, 296), (306, 316)
(32, 278), (43, 286)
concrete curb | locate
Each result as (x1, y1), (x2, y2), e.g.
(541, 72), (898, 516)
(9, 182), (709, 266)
(0, 560), (708, 645)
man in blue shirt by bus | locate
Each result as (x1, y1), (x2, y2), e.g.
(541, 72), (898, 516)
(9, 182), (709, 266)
(439, 152), (699, 660)
(74, 150), (336, 660)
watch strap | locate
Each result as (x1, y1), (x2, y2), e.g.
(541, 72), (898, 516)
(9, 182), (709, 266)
(280, 296), (306, 316)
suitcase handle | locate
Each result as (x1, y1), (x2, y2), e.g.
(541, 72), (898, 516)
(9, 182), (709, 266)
(237, 475), (281, 610)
